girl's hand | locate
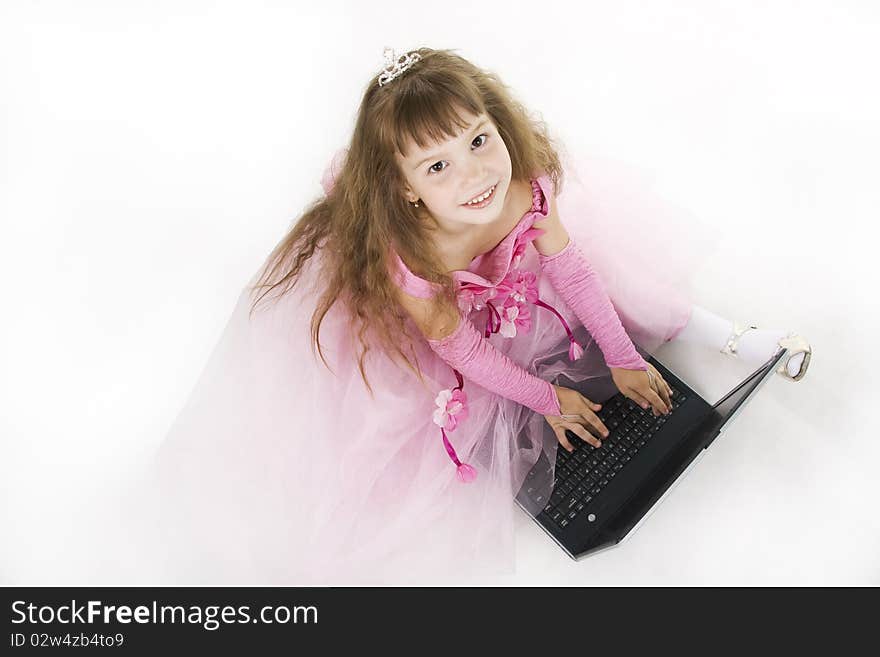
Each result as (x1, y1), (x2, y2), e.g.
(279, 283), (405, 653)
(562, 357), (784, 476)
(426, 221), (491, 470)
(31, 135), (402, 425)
(544, 384), (610, 453)
(609, 363), (673, 417)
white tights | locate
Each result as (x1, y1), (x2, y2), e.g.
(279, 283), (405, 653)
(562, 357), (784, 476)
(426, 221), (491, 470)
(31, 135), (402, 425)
(671, 304), (806, 378)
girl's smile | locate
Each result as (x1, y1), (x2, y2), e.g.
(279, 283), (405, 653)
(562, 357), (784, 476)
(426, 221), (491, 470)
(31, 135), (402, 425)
(461, 182), (498, 208)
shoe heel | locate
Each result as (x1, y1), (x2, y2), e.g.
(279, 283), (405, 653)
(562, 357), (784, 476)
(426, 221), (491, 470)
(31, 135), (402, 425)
(775, 333), (811, 382)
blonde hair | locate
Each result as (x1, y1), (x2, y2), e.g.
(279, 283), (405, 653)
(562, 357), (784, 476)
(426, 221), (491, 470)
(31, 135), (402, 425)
(249, 47), (566, 396)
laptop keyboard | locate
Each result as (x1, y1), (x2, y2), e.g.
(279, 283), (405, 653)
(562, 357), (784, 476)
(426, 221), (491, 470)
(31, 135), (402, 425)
(527, 385), (687, 529)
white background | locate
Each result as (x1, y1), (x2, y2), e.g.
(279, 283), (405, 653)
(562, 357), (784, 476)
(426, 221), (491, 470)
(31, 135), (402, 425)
(1, 0), (877, 585)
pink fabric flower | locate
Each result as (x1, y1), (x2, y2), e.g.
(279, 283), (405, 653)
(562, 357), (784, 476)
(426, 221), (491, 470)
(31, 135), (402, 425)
(498, 296), (532, 338)
(457, 284), (498, 315)
(457, 290), (475, 315)
(432, 388), (469, 431)
(456, 463), (478, 483)
(498, 269), (539, 305)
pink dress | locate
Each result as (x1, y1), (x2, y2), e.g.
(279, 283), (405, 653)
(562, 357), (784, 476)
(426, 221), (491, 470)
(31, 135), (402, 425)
(105, 150), (720, 586)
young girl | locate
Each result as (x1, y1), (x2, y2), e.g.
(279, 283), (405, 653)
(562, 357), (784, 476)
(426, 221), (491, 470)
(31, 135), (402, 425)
(141, 47), (811, 586)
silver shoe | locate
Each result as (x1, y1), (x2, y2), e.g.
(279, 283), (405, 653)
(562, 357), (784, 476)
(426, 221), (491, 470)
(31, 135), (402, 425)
(774, 332), (812, 382)
(720, 320), (758, 357)
(721, 321), (811, 382)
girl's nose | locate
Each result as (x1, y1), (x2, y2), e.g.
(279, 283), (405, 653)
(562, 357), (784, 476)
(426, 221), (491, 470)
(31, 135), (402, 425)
(464, 161), (487, 188)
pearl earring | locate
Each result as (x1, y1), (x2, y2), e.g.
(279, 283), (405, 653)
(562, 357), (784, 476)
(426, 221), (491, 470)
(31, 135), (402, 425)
(411, 199), (420, 208)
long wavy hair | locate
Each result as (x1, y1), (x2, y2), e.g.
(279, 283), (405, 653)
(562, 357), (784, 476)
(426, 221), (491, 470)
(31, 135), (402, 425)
(249, 47), (566, 396)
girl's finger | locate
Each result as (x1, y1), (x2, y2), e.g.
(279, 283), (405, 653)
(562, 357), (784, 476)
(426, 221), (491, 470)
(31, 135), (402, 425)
(561, 414), (605, 439)
(644, 386), (669, 416)
(563, 423), (603, 449)
(648, 368), (674, 409)
(577, 395), (610, 436)
(657, 384), (672, 410)
(650, 375), (672, 410)
(569, 398), (602, 413)
(555, 427), (576, 453)
(635, 385), (662, 415)
(627, 388), (652, 412)
(578, 409), (610, 439)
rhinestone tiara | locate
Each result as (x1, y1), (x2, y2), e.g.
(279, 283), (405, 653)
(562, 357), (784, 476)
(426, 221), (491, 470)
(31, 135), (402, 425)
(377, 46), (422, 87)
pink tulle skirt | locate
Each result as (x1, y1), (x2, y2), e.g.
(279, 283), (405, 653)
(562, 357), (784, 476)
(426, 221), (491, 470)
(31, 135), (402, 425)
(99, 154), (721, 585)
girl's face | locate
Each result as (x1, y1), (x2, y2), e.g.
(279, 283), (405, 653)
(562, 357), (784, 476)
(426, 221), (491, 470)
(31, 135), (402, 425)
(395, 111), (514, 236)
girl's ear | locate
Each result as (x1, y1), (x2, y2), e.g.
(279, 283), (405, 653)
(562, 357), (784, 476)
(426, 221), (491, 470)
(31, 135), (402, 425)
(401, 182), (417, 203)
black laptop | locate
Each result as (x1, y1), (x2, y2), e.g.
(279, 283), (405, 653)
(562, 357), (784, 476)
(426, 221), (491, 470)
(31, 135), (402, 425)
(515, 342), (791, 560)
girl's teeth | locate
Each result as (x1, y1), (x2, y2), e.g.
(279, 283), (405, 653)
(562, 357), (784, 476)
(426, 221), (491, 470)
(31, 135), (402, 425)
(467, 185), (494, 205)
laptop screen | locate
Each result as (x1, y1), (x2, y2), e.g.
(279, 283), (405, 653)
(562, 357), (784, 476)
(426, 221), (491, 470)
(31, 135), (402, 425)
(688, 344), (791, 447)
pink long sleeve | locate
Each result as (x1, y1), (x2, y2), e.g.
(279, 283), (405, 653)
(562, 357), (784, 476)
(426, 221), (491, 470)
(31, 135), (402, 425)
(426, 315), (562, 417)
(538, 238), (648, 371)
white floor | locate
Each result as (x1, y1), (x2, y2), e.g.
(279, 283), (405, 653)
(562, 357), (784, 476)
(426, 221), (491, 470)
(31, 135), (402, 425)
(2, 1), (878, 586)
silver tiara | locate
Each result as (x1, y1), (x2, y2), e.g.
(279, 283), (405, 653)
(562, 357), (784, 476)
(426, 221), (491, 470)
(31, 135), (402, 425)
(377, 46), (421, 87)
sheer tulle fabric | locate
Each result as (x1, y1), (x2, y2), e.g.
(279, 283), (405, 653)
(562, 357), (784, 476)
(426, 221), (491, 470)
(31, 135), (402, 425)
(99, 153), (719, 585)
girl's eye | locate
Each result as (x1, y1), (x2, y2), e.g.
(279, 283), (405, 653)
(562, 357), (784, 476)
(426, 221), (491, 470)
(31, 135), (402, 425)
(427, 134), (490, 174)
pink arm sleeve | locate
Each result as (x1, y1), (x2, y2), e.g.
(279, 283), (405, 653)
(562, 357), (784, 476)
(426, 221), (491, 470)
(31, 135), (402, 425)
(538, 238), (648, 371)
(426, 316), (562, 417)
